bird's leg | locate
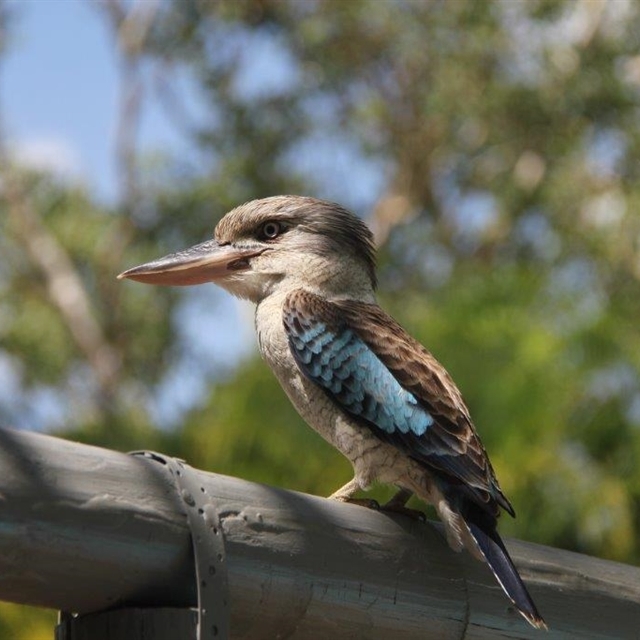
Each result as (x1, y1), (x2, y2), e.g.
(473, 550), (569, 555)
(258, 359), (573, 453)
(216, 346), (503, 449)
(383, 487), (412, 508)
(328, 478), (380, 510)
(381, 488), (426, 522)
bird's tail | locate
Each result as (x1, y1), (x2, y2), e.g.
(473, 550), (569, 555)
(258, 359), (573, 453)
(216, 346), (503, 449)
(463, 503), (547, 630)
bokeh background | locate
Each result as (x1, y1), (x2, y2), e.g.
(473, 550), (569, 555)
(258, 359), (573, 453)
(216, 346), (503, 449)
(1, 0), (640, 636)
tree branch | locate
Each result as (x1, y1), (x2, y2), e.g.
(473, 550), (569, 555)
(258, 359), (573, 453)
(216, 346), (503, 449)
(1, 170), (122, 400)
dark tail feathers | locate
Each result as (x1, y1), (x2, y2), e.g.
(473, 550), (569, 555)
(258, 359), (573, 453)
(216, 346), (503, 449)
(464, 504), (547, 630)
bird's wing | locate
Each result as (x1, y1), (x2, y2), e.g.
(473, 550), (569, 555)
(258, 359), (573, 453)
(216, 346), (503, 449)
(283, 289), (513, 516)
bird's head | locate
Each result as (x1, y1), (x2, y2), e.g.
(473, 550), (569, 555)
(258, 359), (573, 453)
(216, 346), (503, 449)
(118, 195), (377, 303)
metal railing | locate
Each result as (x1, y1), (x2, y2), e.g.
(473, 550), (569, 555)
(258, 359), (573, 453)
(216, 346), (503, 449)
(1, 427), (639, 639)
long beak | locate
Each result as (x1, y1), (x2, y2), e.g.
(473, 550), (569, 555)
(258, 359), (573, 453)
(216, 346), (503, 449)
(118, 239), (264, 286)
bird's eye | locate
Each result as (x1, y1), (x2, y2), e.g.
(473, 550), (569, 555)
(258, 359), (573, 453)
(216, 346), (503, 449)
(260, 221), (282, 240)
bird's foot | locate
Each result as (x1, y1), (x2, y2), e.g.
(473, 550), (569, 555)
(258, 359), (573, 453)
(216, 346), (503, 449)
(379, 488), (426, 522)
(380, 501), (426, 522)
(332, 496), (381, 510)
(328, 478), (379, 509)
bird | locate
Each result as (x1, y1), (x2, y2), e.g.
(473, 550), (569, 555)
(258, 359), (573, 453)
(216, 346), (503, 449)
(119, 195), (546, 629)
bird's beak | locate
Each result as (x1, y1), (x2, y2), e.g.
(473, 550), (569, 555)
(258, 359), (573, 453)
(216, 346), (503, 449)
(118, 239), (264, 286)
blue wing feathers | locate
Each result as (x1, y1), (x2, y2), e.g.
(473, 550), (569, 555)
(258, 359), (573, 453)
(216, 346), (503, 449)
(285, 304), (434, 439)
(283, 289), (514, 518)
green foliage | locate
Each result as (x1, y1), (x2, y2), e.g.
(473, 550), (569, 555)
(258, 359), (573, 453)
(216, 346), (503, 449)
(0, 604), (54, 640)
(2, 1), (640, 634)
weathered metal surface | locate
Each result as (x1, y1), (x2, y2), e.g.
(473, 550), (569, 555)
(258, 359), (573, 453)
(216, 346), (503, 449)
(132, 451), (230, 639)
(55, 608), (197, 640)
(1, 427), (639, 639)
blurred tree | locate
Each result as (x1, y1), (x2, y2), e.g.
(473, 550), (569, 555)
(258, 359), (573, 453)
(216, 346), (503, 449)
(136, 0), (640, 562)
(1, 0), (640, 635)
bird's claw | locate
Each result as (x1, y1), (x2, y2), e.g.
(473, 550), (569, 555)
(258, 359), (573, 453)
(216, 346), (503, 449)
(334, 497), (425, 521)
(334, 496), (381, 510)
(380, 502), (427, 522)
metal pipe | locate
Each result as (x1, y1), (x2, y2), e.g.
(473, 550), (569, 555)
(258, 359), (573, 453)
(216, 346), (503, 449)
(1, 427), (639, 639)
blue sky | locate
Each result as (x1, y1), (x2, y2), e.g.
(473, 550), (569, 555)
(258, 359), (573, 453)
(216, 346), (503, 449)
(4, 1), (118, 197)
(3, 0), (186, 202)
(3, 0), (386, 207)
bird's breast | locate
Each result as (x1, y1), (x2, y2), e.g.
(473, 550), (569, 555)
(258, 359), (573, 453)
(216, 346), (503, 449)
(254, 294), (382, 466)
(255, 294), (332, 428)
(254, 294), (434, 496)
